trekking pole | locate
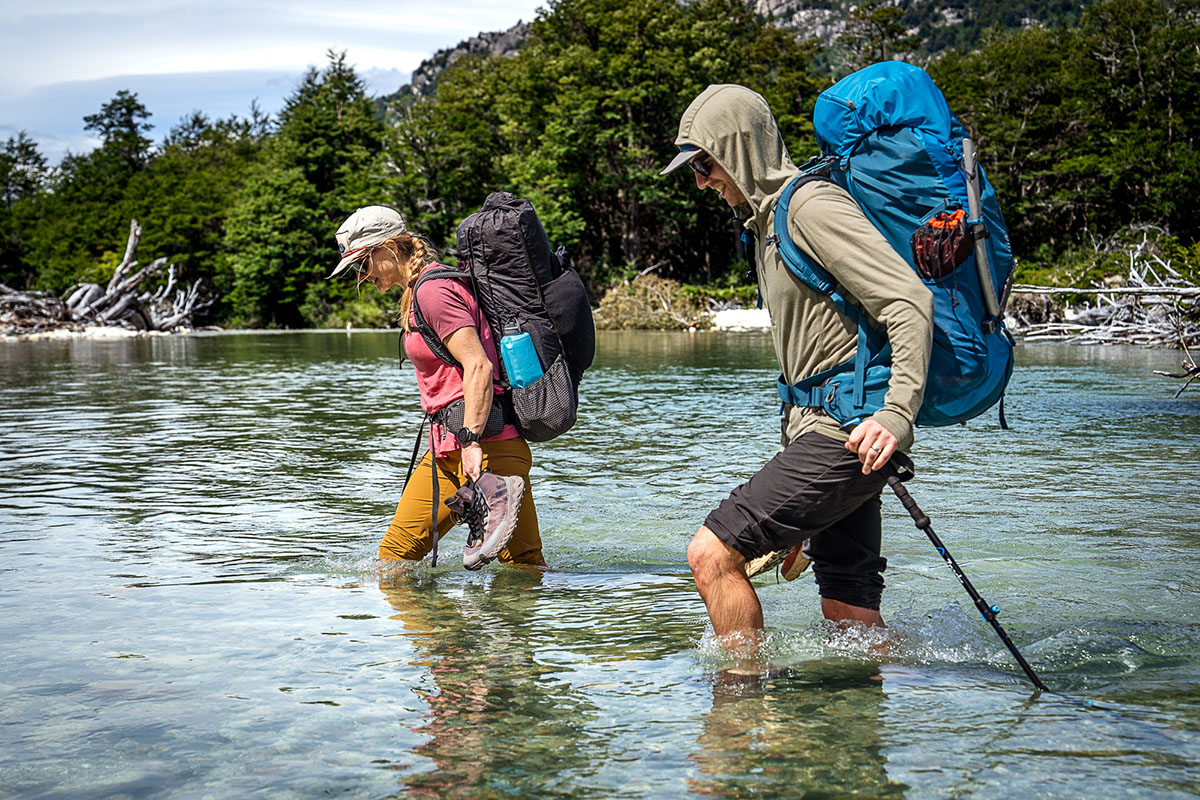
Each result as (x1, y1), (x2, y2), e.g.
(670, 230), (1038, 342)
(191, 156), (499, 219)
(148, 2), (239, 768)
(884, 467), (1049, 693)
(962, 138), (1002, 334)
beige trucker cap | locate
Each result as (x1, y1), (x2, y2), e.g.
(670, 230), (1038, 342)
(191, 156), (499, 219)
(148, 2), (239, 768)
(329, 206), (407, 277)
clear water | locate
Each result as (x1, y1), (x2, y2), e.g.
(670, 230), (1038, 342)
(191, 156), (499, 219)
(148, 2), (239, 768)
(1, 331), (1197, 799)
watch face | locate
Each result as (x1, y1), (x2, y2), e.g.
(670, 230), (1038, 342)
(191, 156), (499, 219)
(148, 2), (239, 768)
(456, 427), (479, 444)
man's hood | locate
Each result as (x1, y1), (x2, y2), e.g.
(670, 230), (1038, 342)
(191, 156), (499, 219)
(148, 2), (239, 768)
(672, 84), (797, 228)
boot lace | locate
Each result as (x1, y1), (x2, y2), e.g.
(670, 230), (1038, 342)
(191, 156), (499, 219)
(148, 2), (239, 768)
(462, 493), (486, 547)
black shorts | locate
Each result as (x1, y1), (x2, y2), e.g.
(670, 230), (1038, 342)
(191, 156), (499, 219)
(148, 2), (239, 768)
(704, 432), (889, 610)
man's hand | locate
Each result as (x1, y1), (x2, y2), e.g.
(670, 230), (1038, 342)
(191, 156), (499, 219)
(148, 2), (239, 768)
(845, 419), (897, 475)
(461, 442), (483, 482)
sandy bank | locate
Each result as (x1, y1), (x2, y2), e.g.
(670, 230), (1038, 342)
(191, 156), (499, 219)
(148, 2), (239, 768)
(710, 308), (771, 331)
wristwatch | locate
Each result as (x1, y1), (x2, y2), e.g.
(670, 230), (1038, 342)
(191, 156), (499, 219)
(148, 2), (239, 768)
(455, 427), (482, 446)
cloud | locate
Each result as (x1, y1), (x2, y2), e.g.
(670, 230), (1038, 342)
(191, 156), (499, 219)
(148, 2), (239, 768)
(0, 1), (545, 93)
(0, 0), (545, 161)
(1, 70), (295, 164)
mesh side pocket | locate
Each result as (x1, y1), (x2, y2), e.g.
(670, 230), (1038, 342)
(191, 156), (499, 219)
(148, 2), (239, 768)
(511, 355), (578, 442)
(911, 209), (971, 280)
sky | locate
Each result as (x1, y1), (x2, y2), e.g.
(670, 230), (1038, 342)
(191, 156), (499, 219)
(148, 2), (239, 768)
(0, 1), (546, 164)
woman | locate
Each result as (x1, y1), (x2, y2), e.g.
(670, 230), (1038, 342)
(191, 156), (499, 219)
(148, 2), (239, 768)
(331, 206), (544, 569)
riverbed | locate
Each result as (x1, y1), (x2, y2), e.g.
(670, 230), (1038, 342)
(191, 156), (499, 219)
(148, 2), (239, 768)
(1, 331), (1197, 798)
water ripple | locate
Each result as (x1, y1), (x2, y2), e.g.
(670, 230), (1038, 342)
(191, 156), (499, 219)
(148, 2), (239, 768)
(1, 332), (1197, 799)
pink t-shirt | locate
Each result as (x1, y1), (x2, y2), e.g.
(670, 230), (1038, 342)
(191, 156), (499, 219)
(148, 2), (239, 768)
(405, 272), (519, 457)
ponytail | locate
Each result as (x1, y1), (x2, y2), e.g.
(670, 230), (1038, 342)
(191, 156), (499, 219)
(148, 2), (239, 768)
(365, 233), (438, 332)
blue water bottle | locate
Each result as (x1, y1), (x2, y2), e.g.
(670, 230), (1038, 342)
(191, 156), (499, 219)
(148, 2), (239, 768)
(499, 327), (544, 388)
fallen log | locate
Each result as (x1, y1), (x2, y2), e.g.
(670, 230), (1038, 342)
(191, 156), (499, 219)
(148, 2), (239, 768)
(1009, 285), (1200, 298)
(0, 283), (77, 333)
(3, 220), (214, 337)
(1002, 238), (1198, 394)
(1004, 241), (1198, 353)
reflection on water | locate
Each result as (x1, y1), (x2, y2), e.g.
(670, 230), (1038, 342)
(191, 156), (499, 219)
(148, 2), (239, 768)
(379, 569), (586, 799)
(0, 331), (1197, 798)
(691, 665), (907, 799)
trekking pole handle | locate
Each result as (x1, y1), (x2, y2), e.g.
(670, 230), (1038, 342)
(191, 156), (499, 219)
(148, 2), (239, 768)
(961, 139), (1003, 330)
(886, 475), (929, 529)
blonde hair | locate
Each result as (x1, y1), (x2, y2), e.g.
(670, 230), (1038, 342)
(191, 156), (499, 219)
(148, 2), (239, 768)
(363, 232), (438, 332)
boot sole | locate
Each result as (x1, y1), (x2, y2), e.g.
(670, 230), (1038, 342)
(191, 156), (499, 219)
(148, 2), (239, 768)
(744, 546), (811, 581)
(463, 481), (525, 570)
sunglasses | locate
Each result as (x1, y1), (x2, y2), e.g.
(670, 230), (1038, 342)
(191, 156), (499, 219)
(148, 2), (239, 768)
(689, 152), (714, 178)
(343, 243), (384, 274)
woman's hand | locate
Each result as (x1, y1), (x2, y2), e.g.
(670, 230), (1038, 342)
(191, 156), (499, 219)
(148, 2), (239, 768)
(444, 325), (495, 483)
(460, 442), (483, 482)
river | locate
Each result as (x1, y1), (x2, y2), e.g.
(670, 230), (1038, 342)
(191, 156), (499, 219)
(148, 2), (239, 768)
(1, 330), (1197, 798)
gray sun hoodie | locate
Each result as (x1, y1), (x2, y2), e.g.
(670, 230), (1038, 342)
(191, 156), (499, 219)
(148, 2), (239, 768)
(673, 84), (934, 451)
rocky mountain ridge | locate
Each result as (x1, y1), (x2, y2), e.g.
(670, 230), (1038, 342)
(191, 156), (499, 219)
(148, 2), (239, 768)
(380, 0), (1088, 102)
(378, 22), (530, 108)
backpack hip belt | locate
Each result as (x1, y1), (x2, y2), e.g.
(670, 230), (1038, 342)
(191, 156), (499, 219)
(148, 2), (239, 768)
(430, 394), (516, 438)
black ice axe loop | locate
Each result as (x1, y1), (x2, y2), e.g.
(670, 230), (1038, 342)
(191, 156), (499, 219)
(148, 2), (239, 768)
(883, 461), (1050, 693)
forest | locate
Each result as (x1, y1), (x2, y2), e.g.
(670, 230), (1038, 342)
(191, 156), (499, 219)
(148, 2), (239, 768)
(0, 0), (1196, 329)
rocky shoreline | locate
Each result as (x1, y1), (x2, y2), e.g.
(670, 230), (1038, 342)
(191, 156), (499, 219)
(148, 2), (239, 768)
(5, 280), (1194, 351)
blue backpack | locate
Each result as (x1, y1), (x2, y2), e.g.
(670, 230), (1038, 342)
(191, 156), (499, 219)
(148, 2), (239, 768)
(773, 61), (1015, 428)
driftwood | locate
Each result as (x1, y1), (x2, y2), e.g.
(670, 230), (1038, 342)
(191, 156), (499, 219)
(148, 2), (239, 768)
(1006, 242), (1199, 351)
(0, 283), (72, 332)
(1152, 344), (1199, 398)
(593, 273), (710, 330)
(1, 220), (213, 336)
(1002, 237), (1199, 395)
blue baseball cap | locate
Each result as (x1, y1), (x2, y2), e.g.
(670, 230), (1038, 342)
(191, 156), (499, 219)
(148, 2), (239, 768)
(660, 143), (703, 176)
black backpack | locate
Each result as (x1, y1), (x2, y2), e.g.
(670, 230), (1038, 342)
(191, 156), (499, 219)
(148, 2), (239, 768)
(410, 192), (595, 442)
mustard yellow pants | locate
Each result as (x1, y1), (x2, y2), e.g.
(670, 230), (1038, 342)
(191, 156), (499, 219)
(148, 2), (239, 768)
(380, 437), (544, 566)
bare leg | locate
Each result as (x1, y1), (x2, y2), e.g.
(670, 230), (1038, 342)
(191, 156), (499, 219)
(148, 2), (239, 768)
(687, 527), (762, 653)
(821, 597), (885, 629)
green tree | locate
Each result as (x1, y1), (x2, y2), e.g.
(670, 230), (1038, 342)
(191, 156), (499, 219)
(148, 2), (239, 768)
(384, 53), (511, 247)
(224, 164), (324, 326)
(513, 0), (822, 284)
(82, 89), (154, 172)
(386, 0), (823, 287)
(0, 132), (50, 286)
(0, 132), (48, 207)
(125, 108), (270, 319)
(226, 50), (388, 327)
(930, 25), (1077, 259)
(30, 91), (156, 290)
(1066, 0), (1200, 245)
(931, 0), (1200, 266)
(837, 0), (924, 72)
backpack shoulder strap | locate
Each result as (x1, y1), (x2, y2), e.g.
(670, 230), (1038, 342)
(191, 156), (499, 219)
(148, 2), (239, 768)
(772, 160), (891, 421)
(772, 161), (840, 301)
(409, 267), (471, 368)
(773, 163), (873, 331)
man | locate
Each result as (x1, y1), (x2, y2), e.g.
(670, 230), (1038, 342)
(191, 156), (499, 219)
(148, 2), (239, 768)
(661, 84), (934, 657)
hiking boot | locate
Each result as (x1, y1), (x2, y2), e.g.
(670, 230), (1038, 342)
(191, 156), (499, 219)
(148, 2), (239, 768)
(744, 544), (811, 581)
(444, 472), (524, 571)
